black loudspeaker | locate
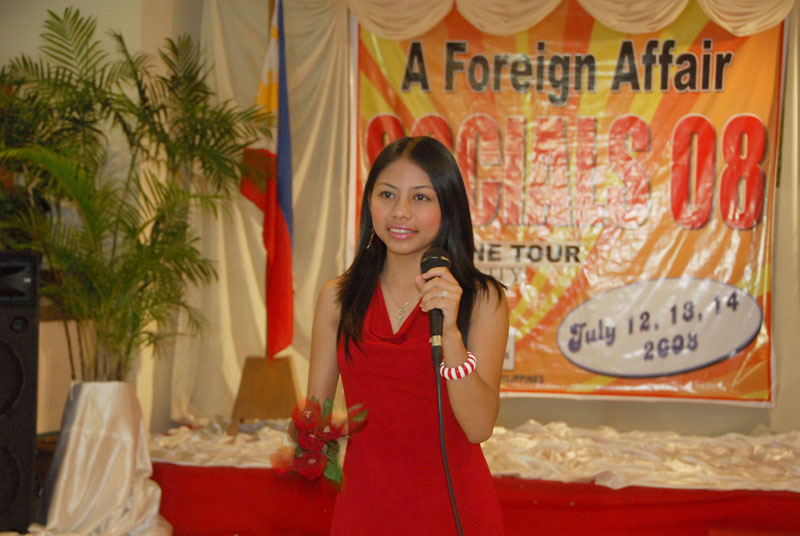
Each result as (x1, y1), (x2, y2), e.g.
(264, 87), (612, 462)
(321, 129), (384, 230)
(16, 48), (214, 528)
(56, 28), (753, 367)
(0, 251), (40, 533)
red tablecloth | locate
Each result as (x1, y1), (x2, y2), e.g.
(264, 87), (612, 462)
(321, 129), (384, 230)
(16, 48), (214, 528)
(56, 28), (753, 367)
(151, 462), (800, 535)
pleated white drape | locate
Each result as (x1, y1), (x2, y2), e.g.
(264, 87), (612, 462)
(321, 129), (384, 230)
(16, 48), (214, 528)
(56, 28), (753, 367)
(168, 0), (799, 427)
(349, 0), (795, 38)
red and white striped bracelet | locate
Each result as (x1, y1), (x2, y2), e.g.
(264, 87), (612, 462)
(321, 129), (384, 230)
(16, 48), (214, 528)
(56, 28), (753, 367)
(439, 351), (477, 380)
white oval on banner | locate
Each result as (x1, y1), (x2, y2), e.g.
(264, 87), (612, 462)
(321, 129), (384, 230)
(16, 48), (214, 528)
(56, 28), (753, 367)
(556, 278), (762, 378)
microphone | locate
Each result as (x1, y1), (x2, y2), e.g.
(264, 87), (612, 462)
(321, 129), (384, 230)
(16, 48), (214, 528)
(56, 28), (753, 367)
(420, 247), (451, 366)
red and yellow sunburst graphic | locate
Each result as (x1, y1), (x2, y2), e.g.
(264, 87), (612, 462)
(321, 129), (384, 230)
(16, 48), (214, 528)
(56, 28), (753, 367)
(356, 0), (782, 403)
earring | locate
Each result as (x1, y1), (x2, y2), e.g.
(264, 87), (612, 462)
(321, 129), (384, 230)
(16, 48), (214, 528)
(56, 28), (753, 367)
(366, 230), (375, 250)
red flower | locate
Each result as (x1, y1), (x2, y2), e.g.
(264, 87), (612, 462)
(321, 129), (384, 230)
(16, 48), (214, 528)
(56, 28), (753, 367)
(296, 428), (325, 452)
(278, 397), (368, 484)
(293, 450), (326, 480)
(292, 398), (322, 432)
(318, 417), (346, 443)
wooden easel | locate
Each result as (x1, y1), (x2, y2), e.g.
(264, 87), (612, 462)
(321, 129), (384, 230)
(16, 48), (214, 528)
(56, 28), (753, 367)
(227, 356), (298, 435)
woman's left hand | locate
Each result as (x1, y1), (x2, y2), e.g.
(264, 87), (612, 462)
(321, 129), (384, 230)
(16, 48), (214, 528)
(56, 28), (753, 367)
(416, 266), (462, 330)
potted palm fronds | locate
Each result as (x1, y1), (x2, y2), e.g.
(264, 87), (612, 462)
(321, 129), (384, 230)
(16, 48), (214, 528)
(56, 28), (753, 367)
(0, 7), (268, 381)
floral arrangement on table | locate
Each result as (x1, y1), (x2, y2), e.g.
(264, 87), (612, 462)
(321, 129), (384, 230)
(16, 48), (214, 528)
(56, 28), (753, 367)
(271, 397), (368, 483)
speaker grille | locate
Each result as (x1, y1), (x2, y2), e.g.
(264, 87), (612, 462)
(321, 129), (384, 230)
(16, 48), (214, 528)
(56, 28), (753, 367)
(0, 340), (23, 416)
(0, 251), (40, 532)
(0, 446), (21, 516)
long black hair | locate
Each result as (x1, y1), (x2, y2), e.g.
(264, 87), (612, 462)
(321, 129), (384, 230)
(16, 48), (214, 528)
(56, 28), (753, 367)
(337, 136), (504, 357)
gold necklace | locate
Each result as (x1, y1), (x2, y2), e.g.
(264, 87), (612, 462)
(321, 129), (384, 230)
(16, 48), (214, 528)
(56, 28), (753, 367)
(382, 280), (416, 321)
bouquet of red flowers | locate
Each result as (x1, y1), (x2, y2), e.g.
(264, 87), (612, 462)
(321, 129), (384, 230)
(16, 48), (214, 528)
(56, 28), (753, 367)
(271, 397), (368, 483)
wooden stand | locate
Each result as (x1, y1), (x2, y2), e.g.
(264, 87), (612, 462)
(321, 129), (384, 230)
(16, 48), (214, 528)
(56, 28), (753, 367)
(227, 356), (297, 435)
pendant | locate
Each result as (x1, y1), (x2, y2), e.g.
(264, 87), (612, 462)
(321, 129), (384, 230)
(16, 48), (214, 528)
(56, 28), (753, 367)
(395, 300), (413, 321)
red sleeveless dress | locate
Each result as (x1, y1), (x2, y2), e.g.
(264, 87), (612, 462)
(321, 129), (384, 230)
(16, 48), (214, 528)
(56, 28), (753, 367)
(331, 285), (504, 535)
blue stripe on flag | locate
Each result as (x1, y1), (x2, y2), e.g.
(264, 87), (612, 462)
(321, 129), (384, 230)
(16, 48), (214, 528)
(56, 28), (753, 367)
(276, 0), (293, 245)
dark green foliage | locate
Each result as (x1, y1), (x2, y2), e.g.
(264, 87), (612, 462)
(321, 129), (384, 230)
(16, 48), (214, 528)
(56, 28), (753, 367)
(0, 8), (270, 380)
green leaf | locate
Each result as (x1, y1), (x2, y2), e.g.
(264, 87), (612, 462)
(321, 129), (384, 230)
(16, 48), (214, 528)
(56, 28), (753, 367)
(325, 441), (340, 458)
(323, 460), (343, 484)
(322, 397), (334, 419)
(347, 402), (365, 414)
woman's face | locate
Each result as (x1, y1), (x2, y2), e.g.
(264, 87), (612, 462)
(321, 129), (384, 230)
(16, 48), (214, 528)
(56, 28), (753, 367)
(369, 158), (441, 259)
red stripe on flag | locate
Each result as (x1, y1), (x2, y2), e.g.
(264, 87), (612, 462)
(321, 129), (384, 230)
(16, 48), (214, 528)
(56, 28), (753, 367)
(242, 148), (293, 359)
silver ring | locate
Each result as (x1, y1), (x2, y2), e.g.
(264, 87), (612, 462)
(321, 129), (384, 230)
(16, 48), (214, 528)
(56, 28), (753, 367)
(441, 290), (447, 298)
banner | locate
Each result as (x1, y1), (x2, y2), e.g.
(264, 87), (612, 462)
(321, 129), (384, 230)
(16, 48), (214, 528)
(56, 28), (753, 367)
(355, 1), (784, 403)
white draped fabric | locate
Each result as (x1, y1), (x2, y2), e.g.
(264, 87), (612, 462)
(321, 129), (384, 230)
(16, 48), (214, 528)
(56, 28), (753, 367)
(29, 383), (170, 536)
(348, 0), (794, 38)
(169, 0), (800, 426)
(149, 418), (800, 493)
(696, 0), (796, 36)
(168, 0), (272, 423)
(455, 0), (564, 36)
(170, 0), (352, 424)
(576, 0), (690, 35)
(348, 0), (455, 40)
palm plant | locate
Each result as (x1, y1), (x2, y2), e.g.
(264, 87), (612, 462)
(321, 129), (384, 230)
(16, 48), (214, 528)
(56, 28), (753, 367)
(0, 8), (269, 380)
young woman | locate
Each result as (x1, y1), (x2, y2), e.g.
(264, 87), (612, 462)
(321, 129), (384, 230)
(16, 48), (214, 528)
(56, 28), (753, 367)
(307, 136), (508, 535)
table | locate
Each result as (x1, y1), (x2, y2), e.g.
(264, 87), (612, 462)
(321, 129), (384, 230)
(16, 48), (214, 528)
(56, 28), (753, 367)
(151, 462), (800, 535)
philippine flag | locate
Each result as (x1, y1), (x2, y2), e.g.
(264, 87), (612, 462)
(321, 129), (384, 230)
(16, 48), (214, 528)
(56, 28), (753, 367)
(241, 0), (293, 359)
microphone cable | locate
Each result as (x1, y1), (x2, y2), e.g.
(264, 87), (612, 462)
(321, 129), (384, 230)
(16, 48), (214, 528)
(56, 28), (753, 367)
(433, 348), (464, 536)
(422, 247), (464, 536)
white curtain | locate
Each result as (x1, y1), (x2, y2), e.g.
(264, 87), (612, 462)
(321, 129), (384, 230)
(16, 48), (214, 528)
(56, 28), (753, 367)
(170, 0), (352, 424)
(349, 0), (794, 38)
(168, 0), (271, 423)
(169, 0), (799, 425)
